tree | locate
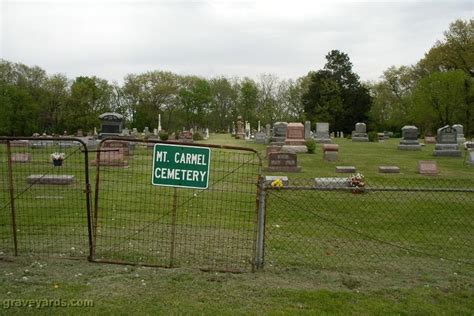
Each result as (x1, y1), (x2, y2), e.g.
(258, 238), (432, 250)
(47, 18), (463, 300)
(65, 76), (113, 132)
(417, 19), (474, 77)
(209, 77), (238, 131)
(237, 78), (259, 125)
(410, 70), (472, 134)
(302, 70), (343, 129)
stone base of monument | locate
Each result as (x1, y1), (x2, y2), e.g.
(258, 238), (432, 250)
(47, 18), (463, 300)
(235, 133), (245, 139)
(379, 166), (400, 173)
(352, 137), (369, 142)
(281, 145), (307, 153)
(27, 175), (75, 185)
(270, 136), (286, 146)
(352, 133), (369, 142)
(323, 151), (338, 161)
(433, 150), (461, 157)
(433, 144), (461, 156)
(398, 143), (421, 150)
(315, 138), (331, 144)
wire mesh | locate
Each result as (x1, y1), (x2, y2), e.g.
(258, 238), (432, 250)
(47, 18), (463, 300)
(0, 138), (90, 258)
(91, 139), (262, 272)
(264, 177), (474, 285)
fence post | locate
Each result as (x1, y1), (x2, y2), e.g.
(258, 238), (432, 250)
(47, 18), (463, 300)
(255, 176), (266, 269)
(169, 187), (178, 268)
(6, 141), (18, 256)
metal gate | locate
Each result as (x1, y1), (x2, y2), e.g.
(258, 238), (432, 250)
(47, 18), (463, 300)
(90, 138), (262, 272)
(0, 137), (92, 259)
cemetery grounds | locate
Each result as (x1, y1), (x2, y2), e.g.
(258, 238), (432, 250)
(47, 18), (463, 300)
(0, 134), (473, 314)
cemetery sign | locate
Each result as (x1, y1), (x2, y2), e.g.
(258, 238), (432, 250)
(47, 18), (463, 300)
(152, 144), (211, 189)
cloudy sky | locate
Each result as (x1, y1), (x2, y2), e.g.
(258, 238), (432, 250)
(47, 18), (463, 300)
(1, 0), (472, 83)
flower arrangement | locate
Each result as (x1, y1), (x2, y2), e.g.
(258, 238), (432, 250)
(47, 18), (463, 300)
(50, 152), (66, 161)
(270, 178), (284, 188)
(348, 173), (365, 188)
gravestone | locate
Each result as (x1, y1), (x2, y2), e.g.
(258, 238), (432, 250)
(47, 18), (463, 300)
(144, 127), (150, 137)
(204, 128), (209, 140)
(244, 122), (251, 140)
(466, 150), (474, 165)
(352, 122), (369, 142)
(452, 124), (466, 144)
(379, 166), (400, 173)
(433, 125), (461, 157)
(122, 128), (130, 136)
(27, 175), (75, 185)
(91, 149), (128, 167)
(281, 123), (306, 153)
(266, 145), (281, 157)
(102, 140), (132, 156)
(315, 122), (331, 143)
(314, 177), (350, 189)
(265, 124), (271, 138)
(377, 133), (386, 142)
(271, 122), (288, 145)
(11, 153), (31, 163)
(424, 136), (436, 144)
(10, 140), (29, 147)
(417, 160), (438, 175)
(132, 128), (138, 137)
(179, 131), (194, 144)
(266, 152), (300, 172)
(304, 121), (311, 139)
(265, 176), (289, 187)
(235, 116), (245, 139)
(99, 112), (123, 139)
(398, 125), (421, 150)
(255, 132), (267, 144)
(336, 166), (356, 173)
(323, 144), (339, 161)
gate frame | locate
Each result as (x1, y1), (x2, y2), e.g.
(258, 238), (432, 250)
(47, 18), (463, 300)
(0, 136), (93, 259)
(90, 137), (263, 272)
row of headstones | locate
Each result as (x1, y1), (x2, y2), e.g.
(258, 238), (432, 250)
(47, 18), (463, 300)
(398, 124), (470, 157)
(265, 159), (445, 187)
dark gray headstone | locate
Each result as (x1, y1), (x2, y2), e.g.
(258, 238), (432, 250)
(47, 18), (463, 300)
(433, 125), (461, 157)
(398, 125), (421, 150)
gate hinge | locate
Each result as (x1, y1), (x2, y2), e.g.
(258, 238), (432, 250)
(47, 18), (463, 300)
(84, 183), (92, 194)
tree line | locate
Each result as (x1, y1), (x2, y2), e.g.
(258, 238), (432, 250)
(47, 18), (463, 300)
(1, 19), (472, 137)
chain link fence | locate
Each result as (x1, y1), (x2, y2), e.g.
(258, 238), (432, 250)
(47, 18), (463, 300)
(264, 177), (474, 285)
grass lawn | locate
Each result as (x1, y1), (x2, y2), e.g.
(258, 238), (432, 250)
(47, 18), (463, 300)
(0, 134), (473, 314)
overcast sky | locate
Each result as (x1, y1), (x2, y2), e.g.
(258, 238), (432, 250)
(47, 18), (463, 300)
(1, 0), (472, 83)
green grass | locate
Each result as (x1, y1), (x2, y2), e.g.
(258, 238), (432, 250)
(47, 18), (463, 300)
(0, 134), (473, 314)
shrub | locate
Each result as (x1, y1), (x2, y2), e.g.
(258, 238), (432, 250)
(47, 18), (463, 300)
(305, 139), (316, 154)
(158, 131), (169, 141)
(193, 132), (204, 141)
(368, 131), (378, 142)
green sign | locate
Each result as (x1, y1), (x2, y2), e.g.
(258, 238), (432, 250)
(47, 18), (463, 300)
(151, 143), (211, 189)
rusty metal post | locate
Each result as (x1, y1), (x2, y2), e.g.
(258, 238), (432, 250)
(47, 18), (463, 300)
(6, 141), (18, 256)
(169, 187), (178, 268)
(255, 176), (266, 269)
